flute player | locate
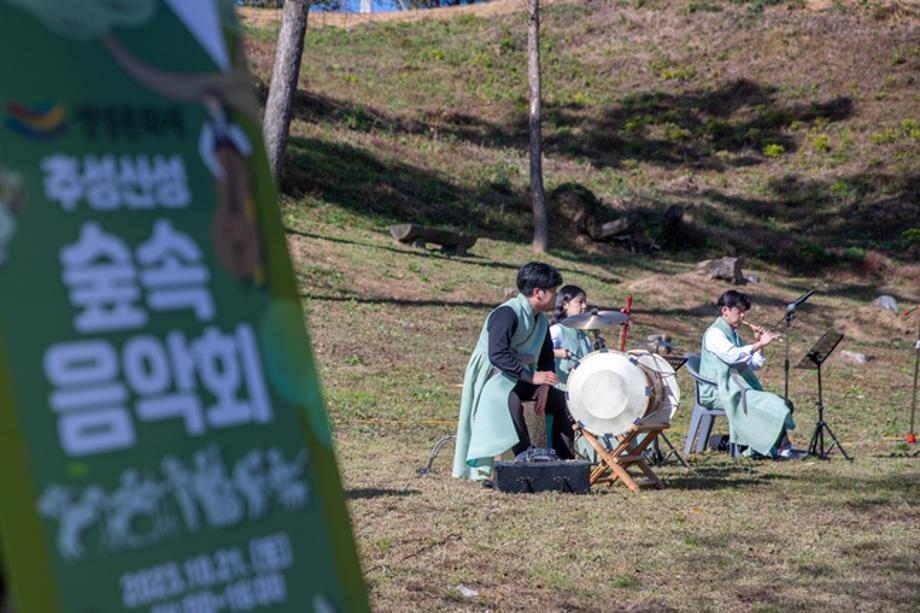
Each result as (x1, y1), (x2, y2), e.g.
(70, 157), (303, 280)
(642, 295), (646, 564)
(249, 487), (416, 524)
(699, 290), (806, 460)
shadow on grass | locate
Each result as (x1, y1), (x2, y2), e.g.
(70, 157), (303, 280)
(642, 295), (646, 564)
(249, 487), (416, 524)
(545, 80), (853, 171)
(785, 471), (920, 508)
(663, 465), (794, 491)
(289, 80), (853, 172)
(346, 487), (422, 500)
(307, 294), (494, 310)
(285, 226), (623, 287)
(283, 135), (530, 240)
(661, 172), (920, 269)
(285, 226), (520, 268)
(284, 85), (918, 268)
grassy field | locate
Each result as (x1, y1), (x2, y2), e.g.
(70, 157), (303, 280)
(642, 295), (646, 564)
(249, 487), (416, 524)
(244, 1), (919, 610)
(286, 220), (920, 611)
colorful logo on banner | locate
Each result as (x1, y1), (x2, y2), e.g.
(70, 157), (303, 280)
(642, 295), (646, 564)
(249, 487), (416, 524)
(4, 101), (69, 138)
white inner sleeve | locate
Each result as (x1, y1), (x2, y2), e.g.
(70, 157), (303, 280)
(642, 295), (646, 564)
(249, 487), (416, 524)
(550, 324), (565, 349)
(704, 327), (766, 370)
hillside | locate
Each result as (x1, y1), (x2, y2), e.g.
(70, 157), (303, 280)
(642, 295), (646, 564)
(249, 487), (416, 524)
(244, 0), (919, 274)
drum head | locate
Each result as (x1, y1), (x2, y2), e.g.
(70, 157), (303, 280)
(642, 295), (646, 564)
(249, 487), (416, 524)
(566, 350), (649, 437)
(628, 350), (680, 419)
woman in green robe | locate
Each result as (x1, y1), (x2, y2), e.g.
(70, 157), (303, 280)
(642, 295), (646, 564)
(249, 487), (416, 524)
(549, 285), (600, 460)
(550, 285), (594, 391)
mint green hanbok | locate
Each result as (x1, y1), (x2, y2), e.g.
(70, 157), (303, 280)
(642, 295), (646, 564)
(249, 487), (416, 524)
(452, 293), (548, 480)
(699, 317), (795, 456)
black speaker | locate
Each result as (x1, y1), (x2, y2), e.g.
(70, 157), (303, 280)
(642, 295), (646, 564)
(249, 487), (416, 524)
(494, 459), (592, 494)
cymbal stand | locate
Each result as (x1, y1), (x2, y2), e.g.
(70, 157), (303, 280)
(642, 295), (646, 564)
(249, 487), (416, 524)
(619, 294), (632, 351)
(649, 431), (689, 468)
(590, 330), (606, 351)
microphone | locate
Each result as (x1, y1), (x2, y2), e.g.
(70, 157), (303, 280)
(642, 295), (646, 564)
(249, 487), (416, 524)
(787, 289), (815, 312)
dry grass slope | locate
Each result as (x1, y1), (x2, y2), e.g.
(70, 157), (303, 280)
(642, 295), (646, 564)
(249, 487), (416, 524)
(242, 1), (920, 610)
(243, 0), (920, 271)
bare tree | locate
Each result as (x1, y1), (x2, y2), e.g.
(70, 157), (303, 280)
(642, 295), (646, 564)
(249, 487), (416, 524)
(527, 0), (548, 253)
(263, 0), (310, 183)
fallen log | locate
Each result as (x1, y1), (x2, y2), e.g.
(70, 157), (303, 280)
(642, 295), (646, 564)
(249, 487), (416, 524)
(389, 224), (477, 255)
(589, 217), (632, 241)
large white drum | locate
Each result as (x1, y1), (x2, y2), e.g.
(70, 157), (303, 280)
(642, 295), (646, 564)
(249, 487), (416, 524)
(627, 349), (681, 420)
(565, 350), (649, 437)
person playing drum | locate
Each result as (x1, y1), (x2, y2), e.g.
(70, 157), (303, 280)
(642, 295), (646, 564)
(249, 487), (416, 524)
(550, 284), (594, 391)
(452, 262), (576, 480)
(700, 290), (803, 459)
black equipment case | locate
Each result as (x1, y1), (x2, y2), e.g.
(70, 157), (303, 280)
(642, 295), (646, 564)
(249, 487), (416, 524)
(494, 449), (592, 494)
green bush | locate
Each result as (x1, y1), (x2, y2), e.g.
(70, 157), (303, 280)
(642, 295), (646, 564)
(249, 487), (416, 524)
(839, 246), (866, 267)
(799, 239), (829, 264)
(688, 1), (723, 13)
(745, 127), (763, 144)
(662, 122), (693, 142)
(763, 143), (785, 158)
(902, 227), (920, 246)
(811, 134), (831, 153)
(869, 128), (898, 145)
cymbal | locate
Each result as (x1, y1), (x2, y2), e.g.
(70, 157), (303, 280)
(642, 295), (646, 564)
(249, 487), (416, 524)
(560, 310), (628, 330)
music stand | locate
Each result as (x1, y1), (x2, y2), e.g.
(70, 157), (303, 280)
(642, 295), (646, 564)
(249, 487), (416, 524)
(796, 330), (852, 461)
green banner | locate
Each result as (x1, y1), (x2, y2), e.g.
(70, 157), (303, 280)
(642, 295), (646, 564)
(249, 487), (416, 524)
(0, 2), (368, 612)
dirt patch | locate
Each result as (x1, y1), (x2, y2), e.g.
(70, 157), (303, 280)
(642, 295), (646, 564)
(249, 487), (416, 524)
(624, 271), (724, 312)
(835, 305), (917, 343)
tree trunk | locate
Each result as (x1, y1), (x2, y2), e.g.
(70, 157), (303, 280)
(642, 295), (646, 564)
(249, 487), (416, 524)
(527, 0), (548, 253)
(263, 0), (309, 183)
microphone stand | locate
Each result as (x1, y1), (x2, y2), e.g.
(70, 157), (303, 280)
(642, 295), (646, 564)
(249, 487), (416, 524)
(784, 309), (794, 403)
(782, 289), (816, 404)
(905, 306), (920, 445)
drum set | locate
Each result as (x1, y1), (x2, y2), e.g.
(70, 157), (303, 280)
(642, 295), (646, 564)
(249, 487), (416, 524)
(560, 309), (686, 492)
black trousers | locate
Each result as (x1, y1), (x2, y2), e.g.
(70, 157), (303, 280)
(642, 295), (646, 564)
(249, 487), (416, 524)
(508, 381), (575, 459)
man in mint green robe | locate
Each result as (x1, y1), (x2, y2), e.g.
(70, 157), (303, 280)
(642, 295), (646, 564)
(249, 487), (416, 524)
(452, 262), (575, 480)
(699, 290), (796, 457)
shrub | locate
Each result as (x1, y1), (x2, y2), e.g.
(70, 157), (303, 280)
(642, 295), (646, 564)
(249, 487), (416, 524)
(660, 64), (696, 81)
(799, 239), (829, 264)
(811, 134), (831, 153)
(839, 246), (866, 267)
(745, 127), (763, 144)
(763, 143), (785, 158)
(688, 2), (723, 13)
(903, 228), (920, 247)
(662, 122), (693, 142)
(869, 128), (897, 145)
